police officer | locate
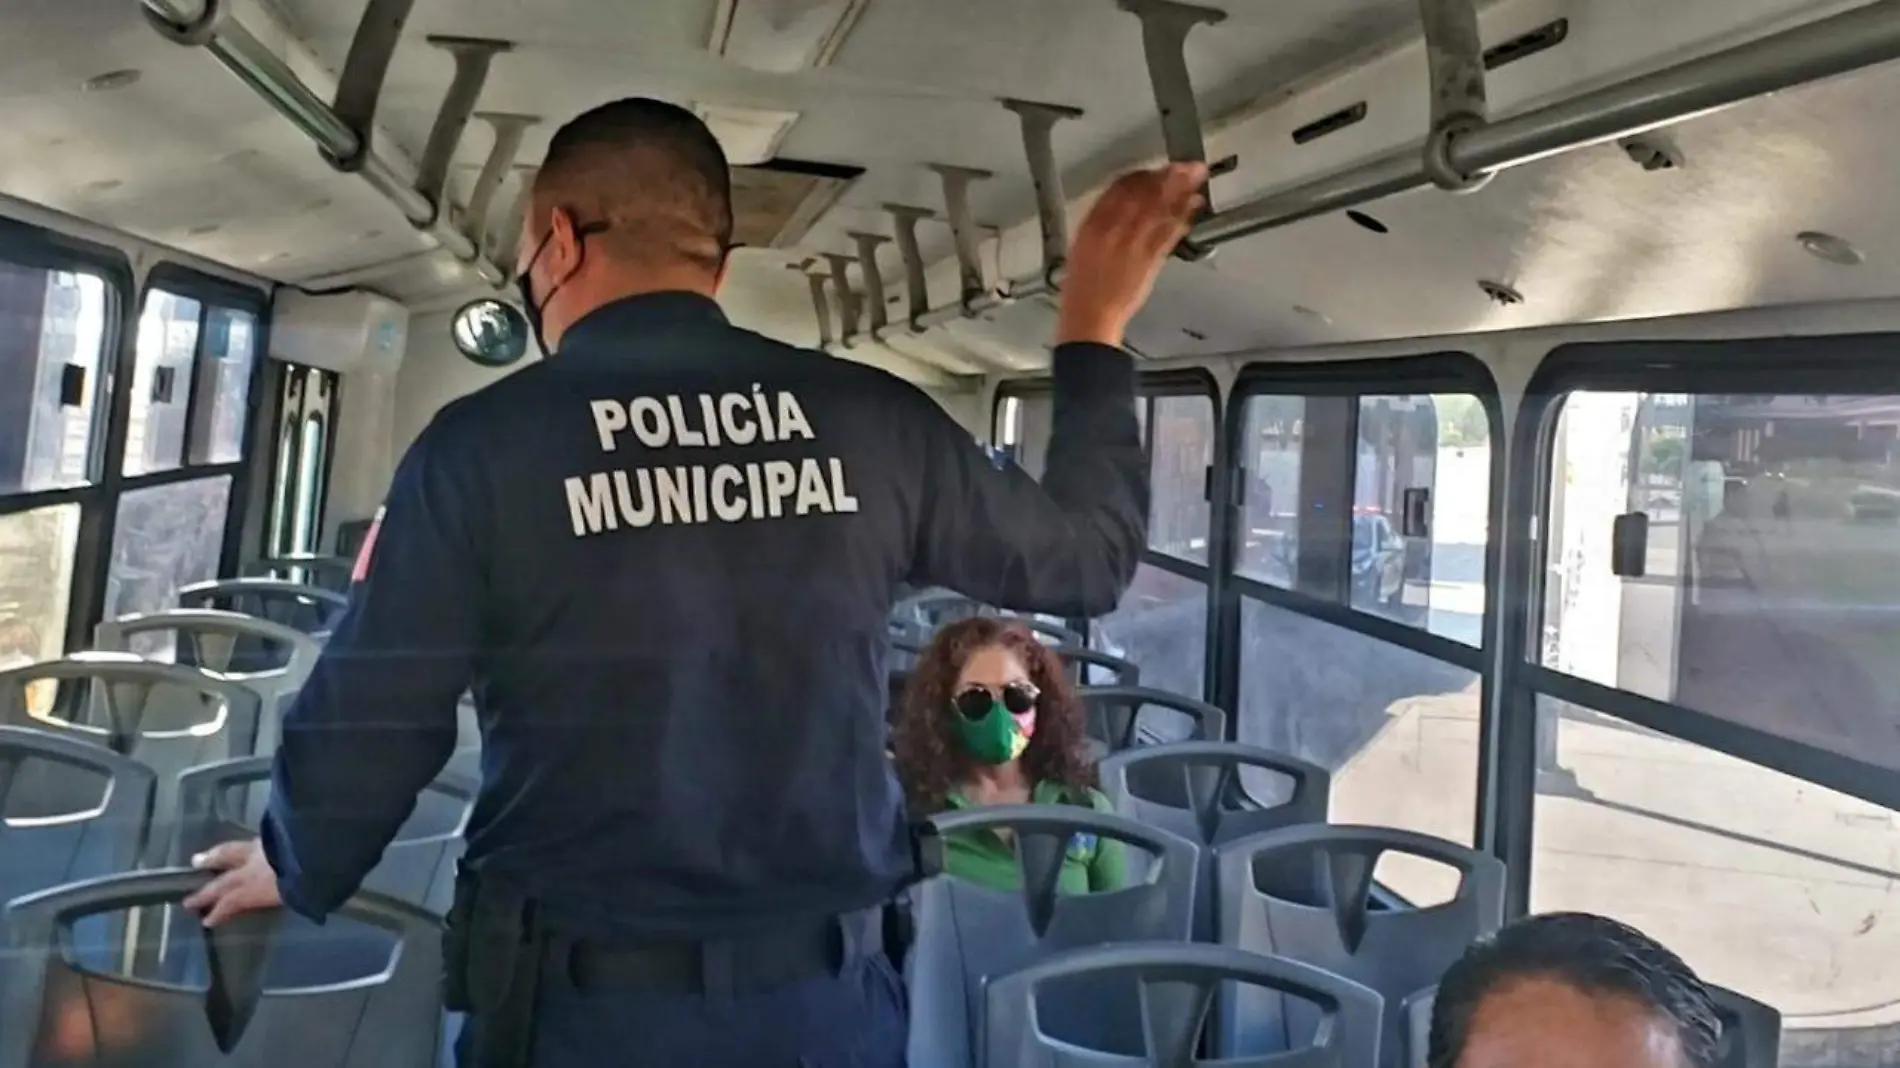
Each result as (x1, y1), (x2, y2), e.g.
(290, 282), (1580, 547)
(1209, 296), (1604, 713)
(184, 97), (1206, 1068)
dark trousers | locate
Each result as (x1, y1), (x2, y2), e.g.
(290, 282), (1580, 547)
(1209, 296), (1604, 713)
(455, 953), (909, 1068)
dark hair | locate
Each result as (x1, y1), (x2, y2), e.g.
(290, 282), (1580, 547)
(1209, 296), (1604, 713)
(1428, 912), (1722, 1068)
(890, 617), (1097, 814)
(534, 97), (734, 269)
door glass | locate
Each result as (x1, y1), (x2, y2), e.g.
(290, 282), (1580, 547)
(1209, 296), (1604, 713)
(125, 290), (202, 477)
(1542, 391), (1900, 771)
(0, 503), (82, 671)
(0, 264), (110, 494)
(103, 475), (232, 659)
(190, 306), (256, 465)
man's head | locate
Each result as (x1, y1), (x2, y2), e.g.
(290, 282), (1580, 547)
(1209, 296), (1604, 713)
(1429, 913), (1722, 1068)
(516, 97), (735, 353)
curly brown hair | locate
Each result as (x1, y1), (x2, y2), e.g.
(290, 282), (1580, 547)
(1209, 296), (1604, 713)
(891, 616), (1098, 816)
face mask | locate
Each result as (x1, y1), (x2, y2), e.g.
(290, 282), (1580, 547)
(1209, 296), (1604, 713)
(954, 696), (1033, 765)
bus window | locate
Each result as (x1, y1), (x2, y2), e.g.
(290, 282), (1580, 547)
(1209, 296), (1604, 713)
(1352, 393), (1490, 646)
(1541, 391), (1900, 771)
(124, 289), (202, 477)
(1236, 395), (1304, 591)
(1230, 366), (1497, 892)
(102, 475), (234, 661)
(1534, 385), (1900, 1065)
(0, 258), (111, 672)
(188, 306), (258, 466)
(0, 503), (82, 673)
(1529, 696), (1900, 1063)
(1097, 392), (1214, 703)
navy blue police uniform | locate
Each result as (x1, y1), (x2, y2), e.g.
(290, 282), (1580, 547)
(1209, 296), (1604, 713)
(256, 290), (1148, 1066)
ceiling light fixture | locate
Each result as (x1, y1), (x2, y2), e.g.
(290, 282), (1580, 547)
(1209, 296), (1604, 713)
(1797, 230), (1863, 266)
(708, 0), (870, 73)
(83, 69), (142, 92)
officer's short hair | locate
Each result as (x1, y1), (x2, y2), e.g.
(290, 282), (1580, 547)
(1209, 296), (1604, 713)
(1427, 912), (1721, 1068)
(534, 97), (734, 271)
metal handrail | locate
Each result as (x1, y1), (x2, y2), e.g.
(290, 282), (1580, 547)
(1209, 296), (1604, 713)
(139, 0), (507, 287)
(1189, 0), (1900, 250)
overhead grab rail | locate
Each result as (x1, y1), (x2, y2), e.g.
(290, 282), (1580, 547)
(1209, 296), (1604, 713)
(1187, 0), (1900, 250)
(139, 0), (516, 288)
(812, 0), (1900, 346)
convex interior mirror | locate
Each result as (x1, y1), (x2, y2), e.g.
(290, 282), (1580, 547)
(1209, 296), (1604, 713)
(451, 298), (531, 368)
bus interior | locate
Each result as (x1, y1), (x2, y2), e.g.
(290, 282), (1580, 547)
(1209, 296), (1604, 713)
(2, 0), (1899, 1065)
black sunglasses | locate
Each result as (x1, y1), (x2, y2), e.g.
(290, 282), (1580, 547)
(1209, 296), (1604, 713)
(952, 683), (1039, 720)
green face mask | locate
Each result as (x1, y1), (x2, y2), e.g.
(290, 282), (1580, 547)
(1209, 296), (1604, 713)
(954, 699), (1031, 765)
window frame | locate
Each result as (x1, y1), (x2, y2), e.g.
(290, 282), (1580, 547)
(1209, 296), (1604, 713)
(1496, 334), (1900, 914)
(1220, 352), (1507, 852)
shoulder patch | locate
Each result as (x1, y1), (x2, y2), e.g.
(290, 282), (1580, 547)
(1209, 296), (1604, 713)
(350, 506), (386, 584)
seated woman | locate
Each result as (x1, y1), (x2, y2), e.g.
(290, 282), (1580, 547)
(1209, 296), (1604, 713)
(892, 617), (1124, 893)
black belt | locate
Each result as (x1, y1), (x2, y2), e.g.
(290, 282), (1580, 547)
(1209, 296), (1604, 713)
(555, 907), (885, 995)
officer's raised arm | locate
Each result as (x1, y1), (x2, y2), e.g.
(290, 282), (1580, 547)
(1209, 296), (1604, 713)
(909, 162), (1208, 616)
(188, 415), (481, 925)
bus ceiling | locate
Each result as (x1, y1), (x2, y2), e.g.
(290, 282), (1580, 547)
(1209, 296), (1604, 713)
(111, 0), (1900, 359)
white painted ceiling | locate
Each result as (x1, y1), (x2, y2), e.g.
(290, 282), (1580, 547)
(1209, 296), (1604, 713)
(3, 0), (1898, 374)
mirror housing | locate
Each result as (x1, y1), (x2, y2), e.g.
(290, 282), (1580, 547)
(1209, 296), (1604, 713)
(450, 298), (531, 368)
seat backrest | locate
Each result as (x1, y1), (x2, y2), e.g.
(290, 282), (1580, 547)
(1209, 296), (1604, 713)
(239, 555), (356, 594)
(175, 579), (350, 638)
(907, 805), (1199, 1068)
(1078, 687), (1226, 752)
(1216, 825), (1504, 1067)
(0, 727), (156, 926)
(158, 757), (474, 988)
(984, 942), (1383, 1068)
(1398, 985), (1437, 1068)
(1053, 646), (1140, 689)
(1711, 985), (1781, 1068)
(0, 869), (443, 1068)
(1099, 742), (1329, 941)
(93, 610), (320, 756)
(0, 654), (263, 864)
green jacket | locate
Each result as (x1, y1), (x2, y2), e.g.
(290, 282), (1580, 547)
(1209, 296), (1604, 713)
(940, 780), (1127, 894)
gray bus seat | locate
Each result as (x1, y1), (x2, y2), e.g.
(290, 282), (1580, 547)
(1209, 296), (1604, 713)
(0, 654), (263, 865)
(1215, 825), (1504, 1066)
(1078, 687), (1226, 752)
(447, 695), (481, 780)
(984, 942), (1383, 1068)
(1098, 742), (1329, 940)
(1398, 985), (1436, 1068)
(1053, 646), (1139, 690)
(155, 757), (471, 993)
(1712, 985), (1780, 1068)
(0, 727), (157, 969)
(94, 610), (320, 756)
(907, 806), (1199, 1068)
(0, 869), (444, 1068)
(240, 555), (356, 594)
(176, 578), (350, 638)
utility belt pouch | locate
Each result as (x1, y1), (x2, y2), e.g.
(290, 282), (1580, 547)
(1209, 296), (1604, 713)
(446, 865), (547, 1068)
